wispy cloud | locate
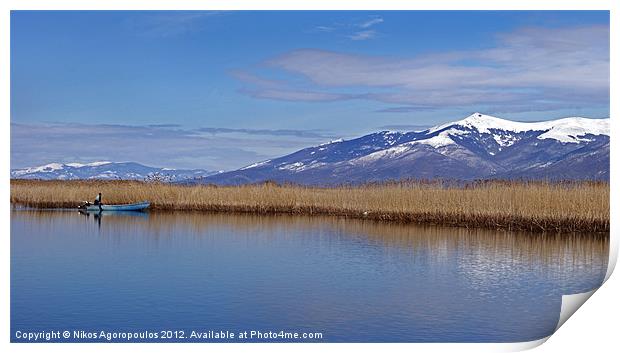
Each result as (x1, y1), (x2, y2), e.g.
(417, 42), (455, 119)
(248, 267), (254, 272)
(375, 106), (437, 113)
(377, 124), (432, 131)
(233, 70), (358, 102)
(239, 87), (356, 102)
(359, 17), (384, 29)
(314, 25), (335, 32)
(125, 11), (223, 38)
(348, 16), (383, 40)
(196, 127), (332, 139)
(348, 30), (377, 41)
(10, 122), (333, 170)
(235, 25), (609, 114)
(148, 123), (182, 128)
(313, 15), (384, 41)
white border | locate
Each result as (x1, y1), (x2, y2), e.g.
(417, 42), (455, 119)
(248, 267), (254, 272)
(2, 1), (616, 352)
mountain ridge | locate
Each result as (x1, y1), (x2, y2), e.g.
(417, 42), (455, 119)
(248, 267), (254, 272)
(199, 113), (610, 185)
(11, 161), (218, 181)
(12, 113), (610, 184)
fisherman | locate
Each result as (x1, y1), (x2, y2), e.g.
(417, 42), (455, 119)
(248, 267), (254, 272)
(93, 192), (103, 211)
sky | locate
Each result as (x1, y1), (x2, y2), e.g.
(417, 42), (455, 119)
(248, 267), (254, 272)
(10, 11), (610, 170)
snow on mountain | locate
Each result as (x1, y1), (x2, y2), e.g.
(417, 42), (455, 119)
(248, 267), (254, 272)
(410, 130), (459, 148)
(64, 161), (112, 168)
(11, 161), (217, 181)
(13, 113), (609, 185)
(431, 113), (609, 143)
(240, 160), (272, 170)
(536, 117), (609, 143)
(12, 162), (66, 177)
(198, 113), (610, 185)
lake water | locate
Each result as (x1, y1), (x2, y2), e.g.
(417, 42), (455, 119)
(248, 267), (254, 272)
(11, 210), (608, 343)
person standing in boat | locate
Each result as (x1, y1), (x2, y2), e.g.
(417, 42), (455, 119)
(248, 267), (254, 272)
(93, 192), (103, 211)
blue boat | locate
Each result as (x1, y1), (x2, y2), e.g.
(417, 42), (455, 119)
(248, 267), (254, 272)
(78, 201), (150, 212)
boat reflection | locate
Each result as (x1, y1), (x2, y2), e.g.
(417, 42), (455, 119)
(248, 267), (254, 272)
(78, 209), (149, 228)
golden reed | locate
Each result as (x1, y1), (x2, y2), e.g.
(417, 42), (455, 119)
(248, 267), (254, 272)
(10, 179), (609, 234)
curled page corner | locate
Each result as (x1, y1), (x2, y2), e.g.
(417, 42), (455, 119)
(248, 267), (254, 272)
(552, 233), (616, 335)
(555, 289), (597, 331)
(604, 232), (618, 283)
(507, 336), (550, 352)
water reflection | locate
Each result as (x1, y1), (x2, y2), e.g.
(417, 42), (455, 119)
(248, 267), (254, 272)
(78, 210), (149, 229)
(11, 210), (609, 342)
(60, 210), (607, 269)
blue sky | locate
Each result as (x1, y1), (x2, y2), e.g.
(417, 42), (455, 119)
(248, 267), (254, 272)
(10, 11), (609, 170)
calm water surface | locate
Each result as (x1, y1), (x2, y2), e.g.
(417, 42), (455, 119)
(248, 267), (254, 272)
(11, 210), (608, 342)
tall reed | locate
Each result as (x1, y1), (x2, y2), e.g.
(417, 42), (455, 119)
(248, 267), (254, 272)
(10, 179), (609, 234)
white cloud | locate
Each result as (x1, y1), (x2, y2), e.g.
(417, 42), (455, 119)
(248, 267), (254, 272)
(126, 12), (223, 37)
(348, 30), (377, 41)
(359, 17), (383, 28)
(10, 122), (332, 170)
(240, 88), (355, 102)
(237, 25), (609, 113)
(315, 26), (335, 32)
(313, 15), (384, 41)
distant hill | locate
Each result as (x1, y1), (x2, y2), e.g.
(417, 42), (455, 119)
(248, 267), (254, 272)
(11, 161), (218, 181)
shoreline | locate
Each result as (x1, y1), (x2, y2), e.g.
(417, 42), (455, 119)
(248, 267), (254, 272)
(10, 179), (610, 235)
(12, 203), (610, 235)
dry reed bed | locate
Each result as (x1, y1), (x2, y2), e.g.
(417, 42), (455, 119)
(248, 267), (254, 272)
(10, 180), (610, 234)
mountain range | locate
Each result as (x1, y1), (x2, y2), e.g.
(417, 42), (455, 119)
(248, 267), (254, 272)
(200, 113), (610, 185)
(10, 161), (218, 181)
(11, 113), (610, 184)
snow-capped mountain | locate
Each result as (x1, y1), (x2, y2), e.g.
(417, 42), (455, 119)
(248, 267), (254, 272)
(11, 161), (218, 181)
(199, 113), (610, 185)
